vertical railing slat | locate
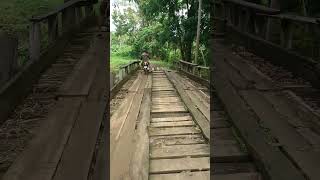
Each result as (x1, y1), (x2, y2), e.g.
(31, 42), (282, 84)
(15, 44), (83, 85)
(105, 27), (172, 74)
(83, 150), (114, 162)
(29, 22), (41, 61)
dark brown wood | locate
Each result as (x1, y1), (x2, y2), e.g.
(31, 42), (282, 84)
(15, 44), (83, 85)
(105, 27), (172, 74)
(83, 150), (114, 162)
(2, 98), (83, 180)
(0, 33), (18, 86)
(0, 17), (96, 126)
(212, 40), (306, 180)
(223, 0), (280, 14)
(48, 15), (59, 43)
(29, 22), (41, 61)
(30, 0), (89, 22)
(53, 101), (105, 180)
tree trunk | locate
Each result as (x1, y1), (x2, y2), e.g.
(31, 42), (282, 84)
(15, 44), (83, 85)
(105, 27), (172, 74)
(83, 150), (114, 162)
(195, 0), (202, 64)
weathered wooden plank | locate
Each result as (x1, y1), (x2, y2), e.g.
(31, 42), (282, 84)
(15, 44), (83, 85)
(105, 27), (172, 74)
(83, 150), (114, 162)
(150, 157), (209, 174)
(150, 171), (210, 180)
(150, 144), (209, 159)
(223, 48), (276, 90)
(212, 172), (262, 180)
(57, 48), (98, 97)
(149, 127), (201, 136)
(110, 74), (147, 180)
(152, 94), (177, 98)
(166, 71), (210, 140)
(240, 90), (320, 180)
(152, 97), (181, 101)
(211, 128), (236, 141)
(211, 120), (231, 129)
(3, 98), (83, 180)
(110, 74), (142, 154)
(150, 134), (205, 146)
(175, 74), (210, 120)
(151, 107), (187, 113)
(152, 104), (185, 109)
(151, 116), (192, 122)
(211, 143), (249, 163)
(152, 102), (184, 106)
(212, 41), (305, 180)
(150, 121), (194, 128)
(53, 101), (106, 180)
(212, 163), (257, 174)
(129, 74), (152, 180)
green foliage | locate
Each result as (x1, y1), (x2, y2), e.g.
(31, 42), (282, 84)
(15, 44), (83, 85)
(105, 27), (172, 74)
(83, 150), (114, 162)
(110, 54), (134, 72)
(111, 0), (211, 68)
(112, 6), (140, 37)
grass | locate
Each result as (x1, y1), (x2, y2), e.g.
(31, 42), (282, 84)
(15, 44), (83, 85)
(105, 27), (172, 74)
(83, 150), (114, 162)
(110, 54), (136, 73)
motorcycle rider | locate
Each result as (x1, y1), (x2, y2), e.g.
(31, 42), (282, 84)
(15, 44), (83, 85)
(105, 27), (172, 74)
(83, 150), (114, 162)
(140, 51), (150, 70)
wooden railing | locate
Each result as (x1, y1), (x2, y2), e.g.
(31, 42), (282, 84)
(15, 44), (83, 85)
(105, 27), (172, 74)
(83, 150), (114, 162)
(29, 0), (96, 61)
(0, 0), (99, 125)
(216, 0), (320, 59)
(177, 60), (209, 85)
(212, 0), (320, 88)
(110, 61), (140, 94)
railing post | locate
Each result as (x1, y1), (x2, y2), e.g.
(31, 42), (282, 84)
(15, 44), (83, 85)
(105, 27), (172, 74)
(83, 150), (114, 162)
(311, 24), (320, 59)
(119, 68), (123, 81)
(280, 20), (293, 49)
(29, 21), (41, 61)
(254, 15), (267, 39)
(0, 33), (18, 86)
(192, 65), (196, 75)
(110, 73), (114, 89)
(125, 66), (129, 75)
(48, 15), (58, 44)
(246, 9), (254, 33)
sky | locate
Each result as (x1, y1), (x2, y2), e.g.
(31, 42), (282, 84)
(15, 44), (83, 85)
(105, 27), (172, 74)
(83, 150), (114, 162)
(110, 0), (116, 32)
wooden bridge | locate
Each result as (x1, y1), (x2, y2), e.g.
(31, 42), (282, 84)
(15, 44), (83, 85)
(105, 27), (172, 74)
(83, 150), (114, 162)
(211, 0), (320, 180)
(0, 0), (320, 180)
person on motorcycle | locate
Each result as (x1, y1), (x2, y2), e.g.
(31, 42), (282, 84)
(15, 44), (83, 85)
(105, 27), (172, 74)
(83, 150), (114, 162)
(140, 51), (150, 65)
(140, 51), (150, 74)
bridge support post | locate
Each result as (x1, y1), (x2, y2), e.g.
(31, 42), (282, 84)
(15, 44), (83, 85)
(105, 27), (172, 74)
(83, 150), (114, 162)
(48, 15), (59, 44)
(29, 22), (41, 61)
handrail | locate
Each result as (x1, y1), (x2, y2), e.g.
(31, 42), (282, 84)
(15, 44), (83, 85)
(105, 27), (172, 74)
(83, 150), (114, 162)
(179, 60), (198, 66)
(223, 0), (280, 14)
(257, 13), (320, 25)
(28, 0), (97, 61)
(30, 0), (88, 22)
(177, 60), (209, 81)
(120, 60), (140, 69)
(217, 0), (320, 58)
(111, 61), (140, 94)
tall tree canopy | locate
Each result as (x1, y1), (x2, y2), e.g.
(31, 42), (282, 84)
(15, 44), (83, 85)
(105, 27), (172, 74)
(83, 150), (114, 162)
(112, 0), (212, 65)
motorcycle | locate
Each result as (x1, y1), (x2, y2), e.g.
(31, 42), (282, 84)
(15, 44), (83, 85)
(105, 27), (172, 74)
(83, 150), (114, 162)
(143, 61), (150, 74)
